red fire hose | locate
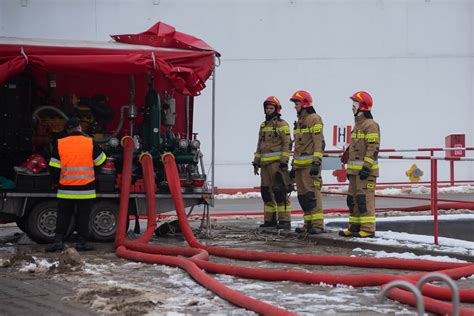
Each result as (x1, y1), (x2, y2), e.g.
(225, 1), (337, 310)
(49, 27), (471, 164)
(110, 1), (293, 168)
(160, 152), (474, 315)
(115, 137), (295, 316)
(115, 137), (474, 315)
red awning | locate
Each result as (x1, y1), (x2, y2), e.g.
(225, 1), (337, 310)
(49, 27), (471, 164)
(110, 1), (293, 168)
(111, 21), (220, 57)
(0, 22), (217, 96)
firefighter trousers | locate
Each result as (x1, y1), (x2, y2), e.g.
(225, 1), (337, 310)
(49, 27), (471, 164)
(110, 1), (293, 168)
(295, 166), (323, 230)
(261, 162), (292, 222)
(346, 175), (376, 233)
(55, 198), (92, 239)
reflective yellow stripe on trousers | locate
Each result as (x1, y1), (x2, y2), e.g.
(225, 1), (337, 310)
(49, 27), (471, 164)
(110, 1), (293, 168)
(303, 213), (324, 221)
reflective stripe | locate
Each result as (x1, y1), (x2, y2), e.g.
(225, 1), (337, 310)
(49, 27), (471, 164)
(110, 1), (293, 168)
(351, 131), (366, 139)
(282, 152), (291, 158)
(313, 152), (323, 158)
(62, 166), (94, 171)
(311, 124), (322, 133)
(367, 182), (375, 189)
(294, 155), (313, 165)
(57, 189), (96, 199)
(261, 152), (282, 158)
(261, 152), (282, 162)
(276, 204), (292, 212)
(264, 205), (277, 213)
(255, 153), (261, 158)
(49, 159), (61, 168)
(277, 126), (291, 134)
(60, 174), (95, 179)
(94, 152), (106, 166)
(313, 181), (321, 187)
(347, 160), (364, 170)
(347, 160), (379, 170)
(364, 157), (374, 164)
(365, 133), (379, 143)
(349, 215), (376, 224)
(294, 124), (323, 135)
(303, 213), (324, 221)
(261, 127), (275, 132)
(294, 128), (309, 135)
(359, 216), (376, 223)
(351, 131), (379, 142)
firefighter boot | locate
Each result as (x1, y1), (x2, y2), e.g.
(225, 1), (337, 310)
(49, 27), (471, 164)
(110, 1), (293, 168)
(260, 213), (277, 228)
(353, 230), (375, 238)
(295, 223), (307, 234)
(276, 221), (291, 231)
(75, 235), (94, 251)
(339, 224), (361, 237)
(46, 234), (65, 252)
(306, 222), (324, 235)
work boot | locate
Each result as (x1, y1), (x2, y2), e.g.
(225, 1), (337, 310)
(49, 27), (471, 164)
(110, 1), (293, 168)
(338, 229), (353, 237)
(352, 230), (375, 238)
(307, 227), (324, 235)
(75, 235), (94, 252)
(295, 226), (306, 233)
(276, 221), (291, 231)
(46, 234), (64, 252)
(259, 221), (277, 228)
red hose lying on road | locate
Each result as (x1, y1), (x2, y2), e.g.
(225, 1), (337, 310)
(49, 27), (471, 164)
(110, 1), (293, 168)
(160, 152), (474, 315)
(115, 137), (295, 316)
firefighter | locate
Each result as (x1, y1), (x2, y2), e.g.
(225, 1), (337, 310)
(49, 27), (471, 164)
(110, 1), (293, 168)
(253, 96), (292, 230)
(339, 91), (380, 238)
(290, 90), (325, 235)
(46, 117), (107, 252)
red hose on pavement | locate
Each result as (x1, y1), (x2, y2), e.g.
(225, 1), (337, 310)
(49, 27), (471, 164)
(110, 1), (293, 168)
(160, 152), (474, 315)
(115, 137), (295, 316)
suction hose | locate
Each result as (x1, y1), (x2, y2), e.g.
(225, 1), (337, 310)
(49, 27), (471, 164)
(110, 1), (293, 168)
(115, 137), (295, 316)
(160, 152), (474, 315)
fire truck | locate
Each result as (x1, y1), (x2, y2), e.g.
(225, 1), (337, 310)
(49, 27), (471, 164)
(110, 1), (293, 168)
(0, 22), (218, 243)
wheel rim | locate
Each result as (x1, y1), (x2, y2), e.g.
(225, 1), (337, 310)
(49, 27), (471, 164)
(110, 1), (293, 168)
(92, 209), (117, 238)
(37, 209), (57, 238)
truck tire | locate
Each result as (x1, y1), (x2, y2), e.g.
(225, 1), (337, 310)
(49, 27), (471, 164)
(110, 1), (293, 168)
(86, 200), (118, 242)
(25, 200), (74, 244)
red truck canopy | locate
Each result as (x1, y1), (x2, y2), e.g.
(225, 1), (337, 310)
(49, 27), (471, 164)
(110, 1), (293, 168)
(0, 21), (217, 96)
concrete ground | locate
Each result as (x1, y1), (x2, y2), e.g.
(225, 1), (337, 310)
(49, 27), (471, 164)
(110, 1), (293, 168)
(0, 222), (472, 315)
(1, 193), (474, 315)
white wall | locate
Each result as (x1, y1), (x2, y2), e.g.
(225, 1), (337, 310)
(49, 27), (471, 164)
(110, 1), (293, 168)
(1, 0), (473, 187)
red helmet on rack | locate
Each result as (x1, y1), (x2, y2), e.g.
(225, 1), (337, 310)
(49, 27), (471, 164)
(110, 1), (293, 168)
(350, 91), (373, 111)
(263, 96), (281, 113)
(290, 90), (313, 108)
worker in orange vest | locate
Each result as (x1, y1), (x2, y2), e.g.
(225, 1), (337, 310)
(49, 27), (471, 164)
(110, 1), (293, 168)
(46, 117), (106, 252)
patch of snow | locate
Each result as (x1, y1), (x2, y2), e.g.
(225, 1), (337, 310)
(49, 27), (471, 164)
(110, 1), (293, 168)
(352, 248), (467, 262)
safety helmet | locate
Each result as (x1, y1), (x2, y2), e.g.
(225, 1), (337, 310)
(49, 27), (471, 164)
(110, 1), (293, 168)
(350, 91), (373, 111)
(263, 96), (281, 113)
(290, 90), (313, 108)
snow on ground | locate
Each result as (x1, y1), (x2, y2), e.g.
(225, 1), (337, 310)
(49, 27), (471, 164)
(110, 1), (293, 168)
(214, 185), (474, 199)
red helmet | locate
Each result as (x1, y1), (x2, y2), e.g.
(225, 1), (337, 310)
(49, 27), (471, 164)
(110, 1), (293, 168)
(263, 96), (281, 113)
(350, 91), (373, 111)
(290, 90), (313, 108)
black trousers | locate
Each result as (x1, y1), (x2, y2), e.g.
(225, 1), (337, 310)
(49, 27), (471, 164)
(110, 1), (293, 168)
(55, 199), (92, 239)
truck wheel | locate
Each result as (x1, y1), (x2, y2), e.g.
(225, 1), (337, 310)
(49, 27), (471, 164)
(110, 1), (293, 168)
(25, 200), (74, 244)
(15, 217), (27, 233)
(86, 200), (118, 242)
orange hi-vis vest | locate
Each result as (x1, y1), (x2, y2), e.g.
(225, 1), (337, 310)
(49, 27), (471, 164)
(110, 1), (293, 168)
(58, 136), (95, 186)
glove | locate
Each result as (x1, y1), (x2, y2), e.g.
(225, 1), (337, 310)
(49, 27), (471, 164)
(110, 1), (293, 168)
(253, 163), (259, 176)
(359, 166), (370, 180)
(341, 147), (349, 164)
(289, 168), (296, 180)
(279, 162), (288, 170)
(309, 161), (321, 176)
